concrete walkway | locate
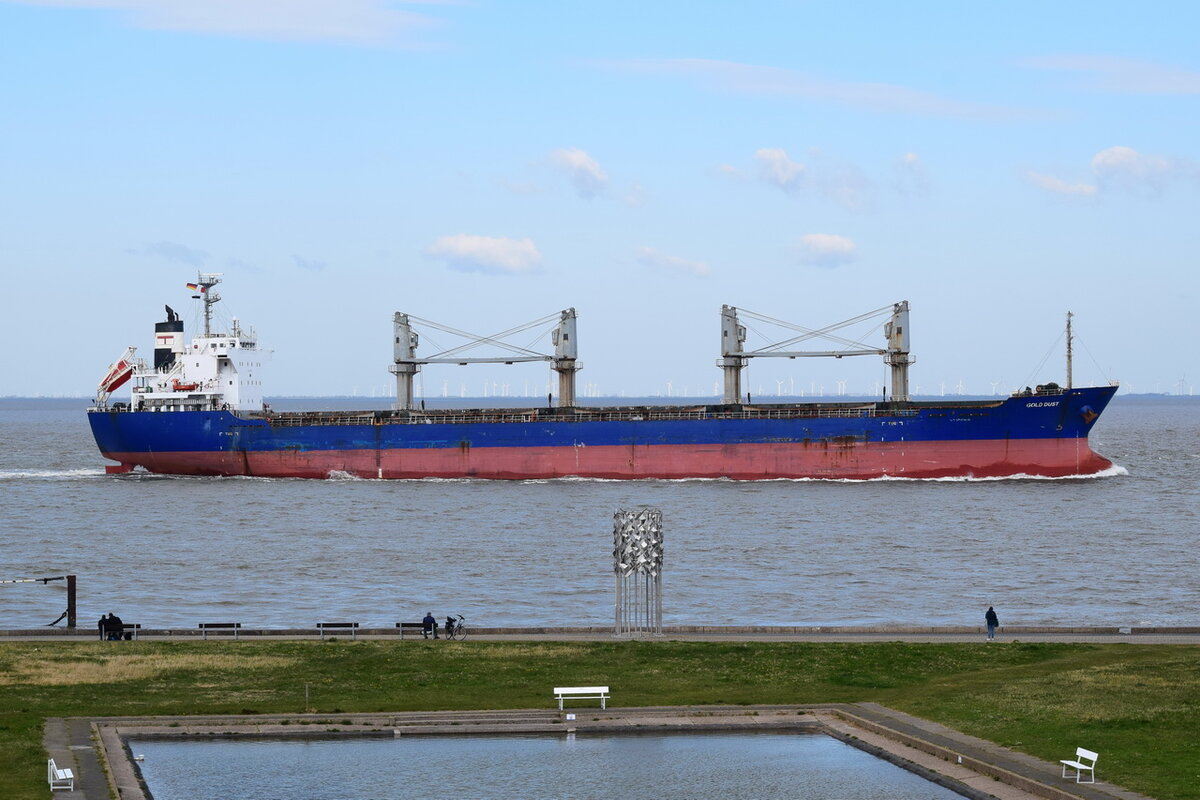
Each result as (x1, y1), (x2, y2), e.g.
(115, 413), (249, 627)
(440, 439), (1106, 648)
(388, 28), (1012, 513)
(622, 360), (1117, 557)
(8, 625), (1200, 644)
(46, 704), (1155, 800)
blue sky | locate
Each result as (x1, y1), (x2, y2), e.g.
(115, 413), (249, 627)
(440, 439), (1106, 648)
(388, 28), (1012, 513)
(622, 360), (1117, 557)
(2, 0), (1197, 398)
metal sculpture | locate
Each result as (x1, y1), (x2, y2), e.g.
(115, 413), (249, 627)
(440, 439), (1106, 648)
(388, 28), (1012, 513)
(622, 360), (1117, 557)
(613, 508), (663, 637)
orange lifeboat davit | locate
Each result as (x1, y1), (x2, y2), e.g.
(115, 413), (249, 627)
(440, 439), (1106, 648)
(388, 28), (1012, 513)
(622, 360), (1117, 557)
(95, 346), (138, 405)
(100, 362), (133, 394)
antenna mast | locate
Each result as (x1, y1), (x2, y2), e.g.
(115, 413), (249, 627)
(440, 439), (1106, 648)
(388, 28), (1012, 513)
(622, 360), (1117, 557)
(1066, 311), (1073, 389)
(196, 273), (223, 337)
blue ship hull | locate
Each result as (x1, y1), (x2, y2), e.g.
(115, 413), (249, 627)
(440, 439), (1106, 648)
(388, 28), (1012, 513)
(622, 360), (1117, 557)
(88, 386), (1117, 480)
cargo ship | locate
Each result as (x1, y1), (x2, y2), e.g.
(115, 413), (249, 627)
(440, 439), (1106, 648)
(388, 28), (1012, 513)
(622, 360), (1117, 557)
(87, 275), (1116, 480)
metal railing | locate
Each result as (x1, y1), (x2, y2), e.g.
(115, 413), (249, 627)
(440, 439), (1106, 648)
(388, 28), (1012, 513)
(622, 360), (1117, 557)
(262, 404), (924, 428)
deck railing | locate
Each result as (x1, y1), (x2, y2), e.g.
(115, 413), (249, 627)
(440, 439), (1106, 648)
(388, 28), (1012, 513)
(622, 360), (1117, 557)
(261, 405), (923, 427)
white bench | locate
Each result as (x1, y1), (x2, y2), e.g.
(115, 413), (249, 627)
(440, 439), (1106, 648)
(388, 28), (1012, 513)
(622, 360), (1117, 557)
(317, 622), (359, 640)
(1060, 747), (1098, 783)
(554, 685), (610, 710)
(48, 758), (74, 791)
(199, 622), (241, 640)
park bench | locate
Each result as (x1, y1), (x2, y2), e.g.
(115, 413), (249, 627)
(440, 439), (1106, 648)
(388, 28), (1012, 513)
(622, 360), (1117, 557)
(317, 622), (359, 640)
(1060, 747), (1098, 783)
(99, 623), (140, 640)
(199, 622), (242, 640)
(48, 758), (74, 791)
(396, 622), (433, 639)
(109, 623), (140, 641)
(554, 686), (610, 710)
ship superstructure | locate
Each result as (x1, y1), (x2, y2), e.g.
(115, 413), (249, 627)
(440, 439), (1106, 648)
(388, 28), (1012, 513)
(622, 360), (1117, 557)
(99, 274), (269, 414)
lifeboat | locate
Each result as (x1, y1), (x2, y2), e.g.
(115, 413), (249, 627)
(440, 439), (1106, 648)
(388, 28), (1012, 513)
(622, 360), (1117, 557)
(98, 347), (136, 395)
(171, 379), (199, 392)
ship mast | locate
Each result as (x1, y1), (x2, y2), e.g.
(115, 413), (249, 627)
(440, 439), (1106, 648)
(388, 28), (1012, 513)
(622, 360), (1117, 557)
(1066, 311), (1073, 389)
(195, 273), (223, 337)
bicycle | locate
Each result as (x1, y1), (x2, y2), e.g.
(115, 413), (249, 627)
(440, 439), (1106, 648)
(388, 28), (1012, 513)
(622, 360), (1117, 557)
(444, 614), (466, 641)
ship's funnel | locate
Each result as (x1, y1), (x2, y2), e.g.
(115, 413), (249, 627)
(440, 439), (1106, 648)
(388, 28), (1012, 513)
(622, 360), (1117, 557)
(154, 305), (184, 370)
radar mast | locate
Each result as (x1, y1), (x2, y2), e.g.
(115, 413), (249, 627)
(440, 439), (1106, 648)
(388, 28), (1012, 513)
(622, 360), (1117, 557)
(194, 273), (223, 337)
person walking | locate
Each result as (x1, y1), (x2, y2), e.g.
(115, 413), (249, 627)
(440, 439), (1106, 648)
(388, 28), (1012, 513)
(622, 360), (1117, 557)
(985, 606), (999, 641)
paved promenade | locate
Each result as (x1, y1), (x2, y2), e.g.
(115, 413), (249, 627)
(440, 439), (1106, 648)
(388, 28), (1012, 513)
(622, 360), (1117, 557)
(6, 624), (1200, 643)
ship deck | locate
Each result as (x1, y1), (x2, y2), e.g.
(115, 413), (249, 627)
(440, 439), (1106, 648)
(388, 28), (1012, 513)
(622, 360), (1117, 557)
(253, 399), (1014, 428)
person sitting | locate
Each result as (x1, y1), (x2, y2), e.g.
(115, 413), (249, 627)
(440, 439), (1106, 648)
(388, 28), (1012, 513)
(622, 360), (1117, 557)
(106, 612), (124, 641)
(422, 611), (438, 639)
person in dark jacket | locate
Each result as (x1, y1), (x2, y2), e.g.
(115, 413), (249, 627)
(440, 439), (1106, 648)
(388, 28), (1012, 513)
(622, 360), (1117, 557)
(98, 615), (108, 641)
(106, 612), (124, 641)
(985, 606), (999, 641)
(422, 611), (438, 639)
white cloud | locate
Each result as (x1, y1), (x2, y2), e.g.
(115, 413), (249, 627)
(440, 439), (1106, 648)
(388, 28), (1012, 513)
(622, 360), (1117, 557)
(754, 148), (804, 193)
(13, 0), (440, 45)
(1091, 146), (1175, 193)
(549, 147), (608, 199)
(1023, 55), (1200, 94)
(1025, 171), (1097, 197)
(132, 240), (209, 267)
(635, 246), (710, 277)
(795, 234), (857, 268)
(1027, 146), (1198, 198)
(425, 234), (542, 275)
(606, 58), (1019, 119)
(752, 148), (873, 210)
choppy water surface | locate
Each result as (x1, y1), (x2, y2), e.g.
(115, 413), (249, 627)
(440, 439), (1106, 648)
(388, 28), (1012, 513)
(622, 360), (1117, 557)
(128, 732), (966, 800)
(1, 396), (1196, 628)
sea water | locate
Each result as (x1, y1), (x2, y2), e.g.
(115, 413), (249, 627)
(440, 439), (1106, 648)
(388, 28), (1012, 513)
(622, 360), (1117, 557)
(1, 396), (1196, 629)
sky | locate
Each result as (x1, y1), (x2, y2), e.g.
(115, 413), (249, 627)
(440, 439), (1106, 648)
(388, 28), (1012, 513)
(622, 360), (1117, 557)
(2, 0), (1197, 399)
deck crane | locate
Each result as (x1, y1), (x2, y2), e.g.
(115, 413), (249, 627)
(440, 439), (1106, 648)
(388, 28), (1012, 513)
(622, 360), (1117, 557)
(390, 309), (579, 410)
(719, 301), (913, 403)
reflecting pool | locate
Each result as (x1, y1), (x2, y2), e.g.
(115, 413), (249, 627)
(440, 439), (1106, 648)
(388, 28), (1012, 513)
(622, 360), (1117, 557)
(130, 731), (965, 799)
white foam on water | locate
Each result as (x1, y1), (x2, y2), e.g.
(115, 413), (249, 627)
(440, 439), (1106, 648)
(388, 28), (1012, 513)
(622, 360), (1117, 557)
(902, 464), (1131, 482)
(511, 466), (1133, 484)
(73, 463), (1132, 485)
(0, 468), (105, 480)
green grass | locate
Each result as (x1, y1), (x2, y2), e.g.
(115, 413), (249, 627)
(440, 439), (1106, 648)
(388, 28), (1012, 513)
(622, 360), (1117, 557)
(2, 640), (1197, 799)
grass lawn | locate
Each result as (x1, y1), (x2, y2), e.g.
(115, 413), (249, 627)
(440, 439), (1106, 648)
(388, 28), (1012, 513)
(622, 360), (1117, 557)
(2, 640), (1197, 799)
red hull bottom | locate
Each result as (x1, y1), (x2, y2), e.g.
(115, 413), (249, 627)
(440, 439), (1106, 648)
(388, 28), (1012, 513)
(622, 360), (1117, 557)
(101, 439), (1115, 480)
